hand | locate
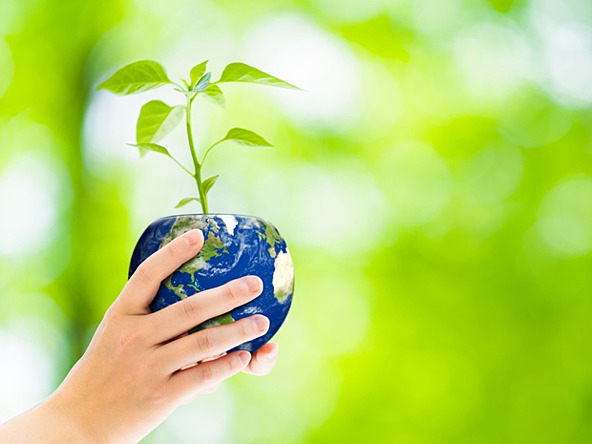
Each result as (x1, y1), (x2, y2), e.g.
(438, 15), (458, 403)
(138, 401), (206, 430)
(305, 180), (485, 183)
(0, 229), (279, 443)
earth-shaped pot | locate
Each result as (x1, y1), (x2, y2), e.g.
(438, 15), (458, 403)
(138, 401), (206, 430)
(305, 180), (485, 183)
(128, 213), (294, 353)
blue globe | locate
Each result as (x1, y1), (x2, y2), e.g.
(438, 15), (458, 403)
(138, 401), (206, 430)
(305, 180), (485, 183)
(128, 214), (294, 353)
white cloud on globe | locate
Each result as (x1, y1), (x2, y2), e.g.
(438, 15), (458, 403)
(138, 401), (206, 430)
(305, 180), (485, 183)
(219, 214), (237, 236)
(272, 249), (294, 303)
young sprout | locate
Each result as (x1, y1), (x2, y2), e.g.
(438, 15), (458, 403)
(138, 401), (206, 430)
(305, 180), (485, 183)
(97, 60), (302, 214)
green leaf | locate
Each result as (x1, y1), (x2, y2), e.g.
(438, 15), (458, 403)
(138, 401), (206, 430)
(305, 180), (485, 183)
(202, 175), (219, 195)
(128, 142), (171, 157)
(136, 100), (185, 144)
(193, 72), (211, 93)
(190, 60), (208, 88)
(175, 197), (201, 208)
(97, 60), (171, 95)
(202, 85), (225, 106)
(222, 127), (274, 147)
(217, 62), (301, 90)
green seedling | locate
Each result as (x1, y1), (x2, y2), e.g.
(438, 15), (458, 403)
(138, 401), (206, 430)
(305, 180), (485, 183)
(97, 60), (301, 214)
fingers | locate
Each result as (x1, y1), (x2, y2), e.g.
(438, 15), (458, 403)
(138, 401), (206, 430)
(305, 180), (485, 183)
(168, 351), (250, 402)
(242, 342), (279, 376)
(156, 315), (270, 373)
(117, 229), (204, 314)
(198, 382), (222, 394)
(148, 275), (263, 343)
(172, 341), (279, 402)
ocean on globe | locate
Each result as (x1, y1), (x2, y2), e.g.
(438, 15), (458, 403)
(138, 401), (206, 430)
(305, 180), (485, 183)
(128, 214), (295, 353)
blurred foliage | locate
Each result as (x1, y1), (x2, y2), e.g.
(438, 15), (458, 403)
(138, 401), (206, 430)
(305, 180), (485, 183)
(1, 0), (592, 443)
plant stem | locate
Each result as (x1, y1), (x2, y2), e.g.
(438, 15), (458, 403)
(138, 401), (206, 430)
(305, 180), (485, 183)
(186, 94), (209, 214)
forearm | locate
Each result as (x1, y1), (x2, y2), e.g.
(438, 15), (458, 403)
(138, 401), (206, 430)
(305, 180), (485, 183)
(0, 394), (97, 444)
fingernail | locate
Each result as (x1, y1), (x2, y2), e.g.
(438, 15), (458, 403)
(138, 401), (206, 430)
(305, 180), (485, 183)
(267, 344), (279, 360)
(237, 351), (251, 365)
(243, 276), (262, 293)
(184, 229), (203, 246)
(253, 315), (269, 332)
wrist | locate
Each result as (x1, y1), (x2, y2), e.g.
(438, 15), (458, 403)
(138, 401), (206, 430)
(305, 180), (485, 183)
(41, 389), (106, 443)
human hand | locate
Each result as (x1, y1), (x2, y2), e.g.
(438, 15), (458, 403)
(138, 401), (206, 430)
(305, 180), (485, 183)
(0, 229), (279, 443)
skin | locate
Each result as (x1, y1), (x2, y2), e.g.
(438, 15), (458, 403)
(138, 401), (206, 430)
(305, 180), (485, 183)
(0, 229), (279, 443)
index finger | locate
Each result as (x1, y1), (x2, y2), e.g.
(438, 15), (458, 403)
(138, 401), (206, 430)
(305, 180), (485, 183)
(116, 229), (204, 314)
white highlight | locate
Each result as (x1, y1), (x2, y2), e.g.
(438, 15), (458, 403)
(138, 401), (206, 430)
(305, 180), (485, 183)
(0, 321), (56, 417)
(453, 23), (533, 99)
(0, 152), (61, 258)
(531, 0), (592, 106)
(543, 26), (592, 105)
(244, 14), (362, 129)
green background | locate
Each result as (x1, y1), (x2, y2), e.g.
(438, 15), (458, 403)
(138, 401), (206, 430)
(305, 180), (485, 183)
(1, 0), (592, 442)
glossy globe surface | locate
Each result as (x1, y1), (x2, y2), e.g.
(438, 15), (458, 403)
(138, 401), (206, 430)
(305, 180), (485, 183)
(129, 214), (294, 352)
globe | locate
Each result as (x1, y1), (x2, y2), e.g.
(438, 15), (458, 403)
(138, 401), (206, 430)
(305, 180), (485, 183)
(128, 213), (295, 353)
